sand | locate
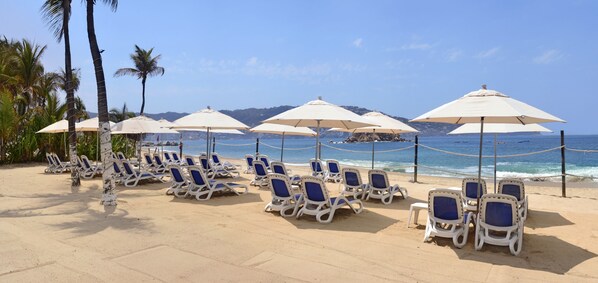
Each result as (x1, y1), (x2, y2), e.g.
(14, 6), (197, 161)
(1, 160), (597, 282)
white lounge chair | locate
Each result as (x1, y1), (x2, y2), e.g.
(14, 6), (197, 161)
(366, 169), (408, 205)
(80, 155), (102, 179)
(297, 176), (364, 224)
(325, 160), (342, 183)
(257, 154), (272, 171)
(152, 154), (168, 174)
(462, 178), (487, 212)
(186, 166), (247, 201)
(309, 159), (327, 179)
(498, 179), (528, 221)
(184, 155), (197, 167)
(121, 160), (166, 187)
(340, 168), (368, 199)
(244, 154), (255, 174)
(142, 154), (157, 172)
(112, 160), (124, 184)
(423, 189), (473, 248)
(172, 152), (184, 165)
(475, 194), (523, 256)
(265, 173), (304, 217)
(51, 153), (71, 173)
(44, 153), (55, 173)
(250, 160), (269, 187)
(199, 156), (236, 179)
(163, 151), (175, 164)
(166, 164), (189, 197)
(211, 152), (238, 171)
(270, 161), (301, 187)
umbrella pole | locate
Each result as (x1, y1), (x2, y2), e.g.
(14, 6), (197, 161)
(206, 128), (211, 159)
(371, 129), (376, 169)
(63, 132), (66, 159)
(281, 132), (285, 162)
(494, 133), (497, 193)
(476, 117), (485, 213)
(315, 120), (321, 161)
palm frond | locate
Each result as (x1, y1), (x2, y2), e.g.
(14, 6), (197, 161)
(40, 0), (70, 42)
(114, 67), (140, 78)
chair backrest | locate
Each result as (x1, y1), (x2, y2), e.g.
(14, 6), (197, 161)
(462, 178), (487, 199)
(52, 153), (62, 164)
(368, 169), (389, 189)
(153, 154), (164, 166)
(342, 168), (363, 187)
(113, 160), (122, 174)
(327, 160), (340, 174)
(245, 154), (254, 167)
(301, 176), (330, 203)
(199, 157), (211, 171)
(309, 159), (324, 173)
(168, 164), (186, 183)
(121, 160), (136, 177)
(270, 161), (287, 175)
(188, 166), (208, 186)
(172, 152), (181, 162)
(46, 153), (55, 165)
(253, 160), (268, 177)
(144, 154), (154, 166)
(480, 194), (519, 227)
(258, 155), (270, 168)
(81, 155), (92, 169)
(75, 155), (84, 169)
(268, 173), (293, 198)
(211, 153), (221, 165)
(117, 152), (126, 160)
(185, 156), (196, 166)
(498, 179), (525, 202)
(428, 189), (464, 224)
(163, 152), (172, 162)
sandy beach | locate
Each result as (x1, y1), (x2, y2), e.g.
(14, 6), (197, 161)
(1, 159), (597, 282)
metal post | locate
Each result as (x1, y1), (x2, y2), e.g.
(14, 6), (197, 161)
(280, 132), (285, 162)
(493, 133), (497, 193)
(371, 129), (376, 169)
(318, 142), (322, 160)
(212, 136), (216, 153)
(476, 117), (485, 213)
(561, 130), (566, 197)
(414, 135), (419, 183)
(315, 120), (321, 160)
(179, 133), (183, 157)
(255, 138), (260, 155)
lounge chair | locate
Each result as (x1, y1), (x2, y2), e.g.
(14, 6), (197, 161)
(265, 173), (304, 217)
(270, 161), (301, 187)
(44, 153), (55, 173)
(186, 166), (247, 201)
(244, 154), (255, 174)
(117, 151), (127, 161)
(152, 154), (168, 174)
(257, 154), (272, 171)
(309, 159), (327, 179)
(163, 151), (175, 164)
(366, 169), (408, 205)
(166, 164), (189, 197)
(423, 189), (473, 248)
(498, 179), (528, 221)
(112, 160), (124, 184)
(51, 153), (71, 173)
(143, 154), (157, 172)
(340, 168), (368, 199)
(199, 156), (236, 179)
(462, 178), (487, 212)
(475, 194), (523, 256)
(325, 160), (342, 183)
(172, 152), (184, 165)
(250, 160), (269, 187)
(297, 176), (363, 224)
(121, 160), (166, 187)
(80, 155), (102, 179)
(184, 155), (197, 167)
(211, 153), (240, 176)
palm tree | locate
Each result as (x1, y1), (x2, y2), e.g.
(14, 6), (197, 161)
(86, 0), (118, 205)
(114, 45), (164, 115)
(0, 90), (16, 162)
(41, 0), (80, 186)
(109, 103), (135, 123)
(13, 40), (46, 110)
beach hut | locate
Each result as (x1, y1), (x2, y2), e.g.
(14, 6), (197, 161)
(263, 97), (375, 160)
(411, 85), (564, 211)
(330, 111), (418, 169)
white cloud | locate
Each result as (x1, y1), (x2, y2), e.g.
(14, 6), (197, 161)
(534, 49), (563, 64)
(246, 56), (258, 66)
(475, 47), (500, 59)
(401, 43), (432, 50)
(445, 49), (463, 62)
(352, 38), (363, 48)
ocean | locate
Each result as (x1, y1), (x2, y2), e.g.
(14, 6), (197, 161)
(156, 134), (598, 182)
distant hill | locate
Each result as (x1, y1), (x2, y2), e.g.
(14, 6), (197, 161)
(90, 105), (457, 138)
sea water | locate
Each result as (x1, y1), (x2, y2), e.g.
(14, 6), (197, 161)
(157, 134), (598, 181)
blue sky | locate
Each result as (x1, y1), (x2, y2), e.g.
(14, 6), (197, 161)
(1, 0), (597, 134)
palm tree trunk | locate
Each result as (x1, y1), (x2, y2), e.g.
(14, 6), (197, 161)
(86, 0), (116, 205)
(63, 0), (80, 187)
(140, 77), (146, 115)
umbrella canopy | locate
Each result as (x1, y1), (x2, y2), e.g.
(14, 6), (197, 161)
(411, 87), (565, 124)
(171, 107), (249, 130)
(263, 97), (376, 160)
(250, 124), (316, 136)
(449, 123), (552, 135)
(37, 119), (68, 133)
(76, 117), (115, 132)
(330, 111), (418, 134)
(111, 115), (179, 134)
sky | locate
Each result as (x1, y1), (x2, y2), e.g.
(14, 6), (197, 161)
(1, 0), (597, 134)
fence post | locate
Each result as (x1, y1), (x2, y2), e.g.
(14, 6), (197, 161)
(212, 137), (216, 152)
(255, 138), (260, 155)
(318, 142), (322, 160)
(414, 135), (419, 183)
(561, 130), (566, 197)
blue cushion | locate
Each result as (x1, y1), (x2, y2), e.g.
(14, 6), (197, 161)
(113, 162), (121, 173)
(200, 159), (209, 170)
(433, 196), (459, 220)
(123, 163), (134, 175)
(293, 194), (302, 200)
(330, 197), (346, 205)
(171, 168), (185, 183)
(465, 182), (484, 198)
(186, 158), (195, 165)
(329, 163), (339, 173)
(502, 184), (522, 201)
(191, 170), (206, 185)
(485, 202), (514, 227)
(305, 182), (326, 202)
(246, 157), (254, 166)
(273, 165), (285, 174)
(371, 174), (387, 189)
(255, 164), (267, 176)
(272, 179), (291, 197)
(345, 172), (360, 186)
(140, 173), (153, 178)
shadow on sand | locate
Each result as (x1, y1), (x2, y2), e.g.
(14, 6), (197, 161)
(168, 191), (264, 206)
(50, 205), (154, 236)
(277, 207), (399, 234)
(525, 210), (574, 229)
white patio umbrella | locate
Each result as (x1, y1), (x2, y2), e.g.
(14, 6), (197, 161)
(263, 97), (376, 160)
(37, 119), (69, 158)
(111, 116), (179, 159)
(250, 123), (316, 161)
(76, 117), (116, 160)
(330, 111), (419, 169)
(171, 107), (249, 159)
(449, 123), (552, 192)
(411, 85), (564, 211)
